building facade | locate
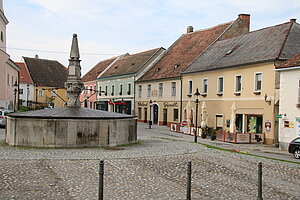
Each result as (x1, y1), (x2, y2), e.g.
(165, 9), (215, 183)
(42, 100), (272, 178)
(22, 56), (68, 108)
(182, 19), (300, 145)
(275, 53), (300, 149)
(80, 57), (118, 109)
(16, 62), (34, 106)
(0, 0), (20, 110)
(136, 14), (250, 127)
(97, 48), (165, 115)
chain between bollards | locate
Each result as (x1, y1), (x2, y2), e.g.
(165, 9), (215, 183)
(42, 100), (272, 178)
(187, 161), (192, 200)
(258, 162), (263, 200)
(99, 160), (104, 200)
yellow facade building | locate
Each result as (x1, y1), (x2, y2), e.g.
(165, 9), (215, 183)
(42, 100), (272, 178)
(34, 86), (67, 108)
(182, 19), (300, 145)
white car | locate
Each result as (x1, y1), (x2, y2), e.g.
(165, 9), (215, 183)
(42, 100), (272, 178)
(0, 110), (13, 127)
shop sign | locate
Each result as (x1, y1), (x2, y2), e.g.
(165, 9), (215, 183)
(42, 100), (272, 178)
(276, 115), (282, 118)
(295, 117), (300, 122)
(265, 121), (271, 132)
(137, 102), (148, 106)
(163, 102), (178, 108)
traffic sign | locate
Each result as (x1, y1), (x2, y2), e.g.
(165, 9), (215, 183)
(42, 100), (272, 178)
(181, 120), (188, 126)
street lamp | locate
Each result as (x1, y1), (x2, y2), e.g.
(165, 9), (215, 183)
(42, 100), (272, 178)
(13, 81), (18, 112)
(26, 84), (29, 106)
(149, 100), (152, 129)
(194, 88), (200, 143)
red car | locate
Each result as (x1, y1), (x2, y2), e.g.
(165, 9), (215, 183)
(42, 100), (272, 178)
(288, 137), (300, 159)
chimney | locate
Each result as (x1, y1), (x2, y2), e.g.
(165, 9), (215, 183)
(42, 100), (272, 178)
(35, 54), (39, 59)
(238, 14), (250, 30)
(187, 26), (193, 33)
(290, 18), (296, 23)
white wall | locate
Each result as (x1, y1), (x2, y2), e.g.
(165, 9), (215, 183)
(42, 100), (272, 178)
(19, 83), (34, 106)
(278, 68), (300, 149)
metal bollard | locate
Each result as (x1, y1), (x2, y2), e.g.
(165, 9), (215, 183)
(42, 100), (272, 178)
(99, 160), (104, 200)
(187, 161), (192, 200)
(149, 120), (152, 129)
(257, 162), (263, 200)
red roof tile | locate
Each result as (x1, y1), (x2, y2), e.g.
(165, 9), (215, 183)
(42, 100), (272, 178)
(138, 16), (250, 82)
(82, 57), (117, 82)
(16, 62), (33, 84)
(277, 52), (300, 69)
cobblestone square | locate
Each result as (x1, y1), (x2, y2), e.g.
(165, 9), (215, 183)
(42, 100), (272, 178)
(0, 124), (299, 199)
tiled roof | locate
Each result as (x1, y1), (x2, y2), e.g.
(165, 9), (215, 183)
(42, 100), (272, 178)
(137, 15), (250, 82)
(82, 57), (117, 82)
(23, 57), (68, 88)
(99, 48), (161, 78)
(277, 53), (300, 69)
(183, 21), (300, 74)
(16, 62), (33, 84)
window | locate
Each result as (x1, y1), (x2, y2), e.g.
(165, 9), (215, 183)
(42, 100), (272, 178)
(12, 76), (14, 87)
(159, 83), (163, 97)
(216, 115), (223, 130)
(38, 89), (44, 97)
(147, 84), (151, 97)
(235, 75), (242, 93)
(7, 74), (9, 86)
(99, 86), (102, 96)
(19, 89), (23, 94)
(138, 108), (142, 119)
(255, 73), (262, 91)
(128, 83), (131, 95)
(173, 109), (179, 121)
(188, 80), (193, 95)
(105, 86), (108, 96)
(138, 85), (142, 98)
(111, 85), (114, 96)
(202, 78), (208, 94)
(119, 85), (123, 95)
(84, 86), (87, 94)
(1, 31), (3, 42)
(217, 77), (224, 94)
(247, 115), (263, 133)
(94, 85), (96, 93)
(171, 82), (176, 96)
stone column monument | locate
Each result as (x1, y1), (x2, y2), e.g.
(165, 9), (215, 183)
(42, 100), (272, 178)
(65, 34), (84, 107)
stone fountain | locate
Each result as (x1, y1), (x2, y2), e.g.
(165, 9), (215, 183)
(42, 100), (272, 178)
(5, 34), (137, 147)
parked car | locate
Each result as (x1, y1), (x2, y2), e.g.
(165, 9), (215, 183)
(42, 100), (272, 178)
(0, 110), (13, 127)
(288, 137), (300, 159)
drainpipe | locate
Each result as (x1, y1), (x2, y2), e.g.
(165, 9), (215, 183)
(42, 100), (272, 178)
(180, 76), (183, 123)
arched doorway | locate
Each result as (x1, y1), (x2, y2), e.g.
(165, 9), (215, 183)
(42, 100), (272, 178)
(153, 104), (159, 125)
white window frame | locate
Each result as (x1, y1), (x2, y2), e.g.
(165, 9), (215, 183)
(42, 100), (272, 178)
(188, 80), (193, 95)
(235, 74), (242, 93)
(147, 84), (151, 97)
(171, 82), (176, 96)
(217, 76), (224, 94)
(202, 78), (208, 94)
(38, 89), (44, 97)
(138, 85), (142, 98)
(254, 72), (262, 92)
(158, 83), (163, 97)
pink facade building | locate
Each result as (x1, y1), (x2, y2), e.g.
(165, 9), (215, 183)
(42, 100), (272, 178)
(0, 0), (20, 110)
(80, 57), (118, 109)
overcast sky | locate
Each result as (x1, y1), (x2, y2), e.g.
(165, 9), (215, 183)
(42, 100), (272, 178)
(5, 0), (300, 75)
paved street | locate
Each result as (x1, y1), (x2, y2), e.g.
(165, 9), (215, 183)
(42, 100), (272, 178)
(0, 124), (299, 199)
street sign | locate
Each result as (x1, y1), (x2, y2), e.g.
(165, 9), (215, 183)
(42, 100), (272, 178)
(276, 115), (282, 118)
(181, 120), (188, 126)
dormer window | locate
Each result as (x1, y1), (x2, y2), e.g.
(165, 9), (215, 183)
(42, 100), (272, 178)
(174, 64), (180, 69)
(155, 68), (161, 72)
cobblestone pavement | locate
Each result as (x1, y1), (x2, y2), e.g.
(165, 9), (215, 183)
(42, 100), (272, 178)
(0, 125), (299, 199)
